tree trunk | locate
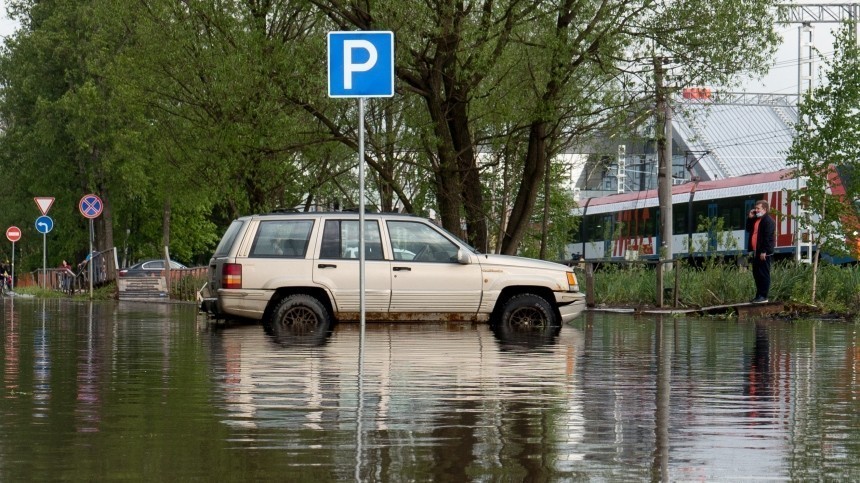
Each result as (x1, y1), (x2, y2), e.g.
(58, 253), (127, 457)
(95, 182), (115, 255)
(450, 100), (487, 251)
(162, 197), (171, 250)
(539, 152), (551, 260)
(501, 121), (548, 255)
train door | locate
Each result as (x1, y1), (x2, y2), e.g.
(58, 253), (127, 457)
(707, 203), (718, 251)
(603, 214), (614, 257)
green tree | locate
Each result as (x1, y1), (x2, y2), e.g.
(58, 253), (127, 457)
(0, 0), (785, 268)
(0, 0), (128, 268)
(311, 0), (781, 256)
(787, 22), (860, 301)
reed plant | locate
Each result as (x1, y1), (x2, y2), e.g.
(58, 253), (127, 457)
(586, 259), (859, 315)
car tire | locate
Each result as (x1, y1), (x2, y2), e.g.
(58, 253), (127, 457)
(498, 293), (557, 330)
(267, 294), (331, 337)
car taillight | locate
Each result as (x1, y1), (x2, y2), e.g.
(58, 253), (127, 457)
(222, 263), (242, 289)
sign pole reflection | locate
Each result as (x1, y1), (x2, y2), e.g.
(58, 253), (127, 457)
(355, 321), (366, 482)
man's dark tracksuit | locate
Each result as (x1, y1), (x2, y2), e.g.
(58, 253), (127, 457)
(746, 213), (776, 300)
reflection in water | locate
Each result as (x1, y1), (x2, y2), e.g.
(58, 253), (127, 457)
(3, 298), (18, 397)
(1, 299), (860, 480)
(490, 320), (562, 351)
(33, 301), (50, 418)
(744, 322), (772, 422)
(264, 318), (336, 347)
(209, 322), (586, 481)
(75, 303), (101, 433)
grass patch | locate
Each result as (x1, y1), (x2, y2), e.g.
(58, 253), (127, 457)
(587, 259), (859, 315)
(13, 282), (117, 300)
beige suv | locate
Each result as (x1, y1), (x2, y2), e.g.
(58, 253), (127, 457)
(201, 212), (585, 331)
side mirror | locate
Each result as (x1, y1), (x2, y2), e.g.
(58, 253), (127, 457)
(456, 248), (471, 265)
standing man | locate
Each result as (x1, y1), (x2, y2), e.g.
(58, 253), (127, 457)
(746, 200), (776, 303)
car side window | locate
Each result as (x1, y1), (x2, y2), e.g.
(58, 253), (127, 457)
(386, 221), (459, 263)
(213, 220), (245, 257)
(249, 220), (314, 258)
(319, 220), (383, 260)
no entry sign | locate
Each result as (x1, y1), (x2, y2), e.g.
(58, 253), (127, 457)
(79, 194), (104, 219)
(6, 226), (21, 243)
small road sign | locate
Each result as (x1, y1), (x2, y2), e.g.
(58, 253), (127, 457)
(34, 197), (55, 215)
(6, 226), (21, 242)
(79, 194), (103, 219)
(35, 215), (53, 234)
(328, 31), (394, 98)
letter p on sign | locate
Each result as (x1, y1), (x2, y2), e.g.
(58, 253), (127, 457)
(328, 31), (394, 98)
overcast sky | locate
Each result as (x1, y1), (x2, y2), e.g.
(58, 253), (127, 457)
(0, 1), (845, 96)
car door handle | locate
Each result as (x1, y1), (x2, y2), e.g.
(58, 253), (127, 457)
(317, 263), (337, 269)
(393, 266), (411, 272)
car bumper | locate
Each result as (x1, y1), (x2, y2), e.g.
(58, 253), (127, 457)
(206, 289), (270, 320)
(200, 297), (220, 315)
(556, 292), (586, 323)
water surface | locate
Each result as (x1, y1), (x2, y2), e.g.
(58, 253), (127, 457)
(1, 298), (858, 480)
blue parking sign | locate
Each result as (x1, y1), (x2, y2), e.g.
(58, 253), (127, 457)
(328, 31), (394, 98)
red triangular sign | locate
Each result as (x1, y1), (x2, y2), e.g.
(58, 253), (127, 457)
(35, 197), (55, 215)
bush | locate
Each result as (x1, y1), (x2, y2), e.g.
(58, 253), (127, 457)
(585, 259), (859, 315)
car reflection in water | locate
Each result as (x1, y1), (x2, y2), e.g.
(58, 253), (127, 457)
(490, 319), (563, 352)
(210, 321), (586, 464)
(264, 317), (337, 347)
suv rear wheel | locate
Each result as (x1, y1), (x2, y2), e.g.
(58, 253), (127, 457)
(498, 293), (557, 329)
(268, 294), (331, 332)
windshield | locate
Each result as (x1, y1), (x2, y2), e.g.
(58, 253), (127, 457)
(435, 223), (480, 254)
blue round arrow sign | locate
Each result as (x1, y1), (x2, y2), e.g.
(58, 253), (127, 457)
(35, 215), (54, 234)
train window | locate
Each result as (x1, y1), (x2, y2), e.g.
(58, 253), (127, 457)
(579, 214), (607, 242)
(673, 204), (687, 234)
(641, 208), (657, 236)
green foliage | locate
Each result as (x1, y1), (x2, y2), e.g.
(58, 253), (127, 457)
(516, 164), (579, 260)
(0, 0), (783, 268)
(587, 260), (860, 315)
(686, 215), (740, 257)
(787, 22), (860, 258)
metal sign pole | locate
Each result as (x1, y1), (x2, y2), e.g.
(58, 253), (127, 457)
(356, 96), (367, 481)
(89, 219), (94, 298)
(358, 97), (366, 332)
(10, 241), (15, 290)
(42, 232), (46, 290)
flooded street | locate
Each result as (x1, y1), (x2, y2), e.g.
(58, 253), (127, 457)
(1, 297), (859, 480)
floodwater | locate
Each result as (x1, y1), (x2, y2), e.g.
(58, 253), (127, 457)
(0, 298), (859, 481)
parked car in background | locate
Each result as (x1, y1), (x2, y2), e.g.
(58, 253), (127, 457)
(119, 259), (188, 277)
(201, 211), (586, 334)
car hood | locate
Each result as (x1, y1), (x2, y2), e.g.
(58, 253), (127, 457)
(475, 253), (569, 272)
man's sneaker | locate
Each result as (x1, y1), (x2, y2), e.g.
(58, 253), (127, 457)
(751, 296), (768, 304)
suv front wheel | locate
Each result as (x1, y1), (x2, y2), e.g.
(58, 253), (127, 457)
(498, 293), (557, 329)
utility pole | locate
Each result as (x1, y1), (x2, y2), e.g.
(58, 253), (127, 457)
(654, 56), (673, 262)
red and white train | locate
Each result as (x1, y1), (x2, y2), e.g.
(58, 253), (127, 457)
(568, 168), (859, 262)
